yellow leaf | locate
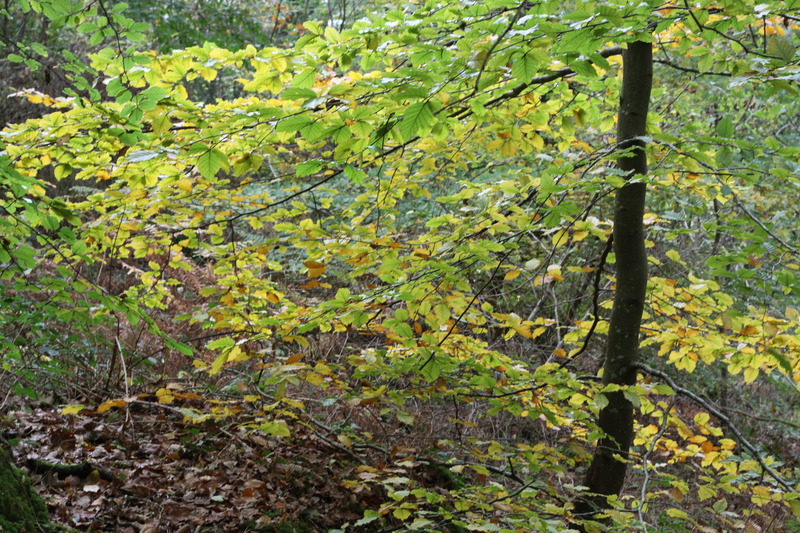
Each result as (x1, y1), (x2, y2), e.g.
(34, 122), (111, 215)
(529, 133), (544, 150)
(572, 230), (589, 242)
(512, 324), (532, 338)
(210, 351), (229, 375)
(666, 508), (688, 519)
(500, 140), (518, 157)
(177, 179), (193, 192)
(228, 346), (247, 362)
(743, 366), (758, 384)
(271, 55), (288, 72)
(698, 485), (717, 501)
(315, 362), (333, 375)
(393, 508), (411, 520)
(305, 372), (324, 386)
(551, 229), (569, 248)
(693, 412), (710, 425)
(156, 388), (175, 404)
(61, 404), (87, 415)
(504, 269), (521, 281)
(751, 485), (771, 506)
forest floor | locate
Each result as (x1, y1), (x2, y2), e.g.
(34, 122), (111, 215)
(4, 398), (385, 532)
(3, 390), (799, 532)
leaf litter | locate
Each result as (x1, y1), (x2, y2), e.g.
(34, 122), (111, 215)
(4, 400), (371, 532)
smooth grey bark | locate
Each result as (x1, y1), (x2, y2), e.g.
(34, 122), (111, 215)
(574, 39), (652, 522)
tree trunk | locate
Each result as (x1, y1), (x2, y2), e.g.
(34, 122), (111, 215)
(574, 39), (652, 522)
(0, 440), (50, 533)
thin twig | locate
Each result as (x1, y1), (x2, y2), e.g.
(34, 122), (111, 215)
(637, 395), (675, 532)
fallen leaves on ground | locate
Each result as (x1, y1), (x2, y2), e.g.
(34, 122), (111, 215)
(4, 400), (371, 532)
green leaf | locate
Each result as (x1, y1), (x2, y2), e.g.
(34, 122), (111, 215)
(295, 160), (323, 177)
(197, 148), (229, 179)
(354, 511), (380, 526)
(260, 420), (290, 437)
(767, 36), (796, 62)
(76, 22), (98, 33)
(398, 100), (435, 141)
(282, 87), (316, 100)
(12, 244), (35, 269)
(396, 411), (415, 425)
(140, 86), (168, 101)
(716, 117), (734, 138)
(276, 115), (312, 133)
(715, 146), (733, 167)
(344, 164), (365, 184)
(208, 337), (235, 350)
(570, 60), (596, 77)
(291, 69), (316, 89)
(512, 52), (537, 81)
(390, 321), (413, 339)
(164, 337), (193, 356)
(335, 288), (350, 302)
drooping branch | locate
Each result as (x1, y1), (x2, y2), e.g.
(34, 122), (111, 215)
(635, 363), (794, 492)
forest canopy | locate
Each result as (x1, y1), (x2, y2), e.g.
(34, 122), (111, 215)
(2, 0), (800, 531)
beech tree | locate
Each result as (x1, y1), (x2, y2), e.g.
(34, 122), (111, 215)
(3, 0), (800, 531)
(575, 38), (652, 522)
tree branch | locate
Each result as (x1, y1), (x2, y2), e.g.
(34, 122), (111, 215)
(635, 363), (794, 492)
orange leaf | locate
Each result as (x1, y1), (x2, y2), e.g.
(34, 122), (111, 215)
(97, 399), (127, 413)
(286, 353), (304, 364)
(307, 265), (326, 278)
(739, 325), (758, 336)
(266, 292), (281, 304)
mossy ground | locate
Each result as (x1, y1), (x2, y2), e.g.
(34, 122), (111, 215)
(0, 451), (50, 533)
